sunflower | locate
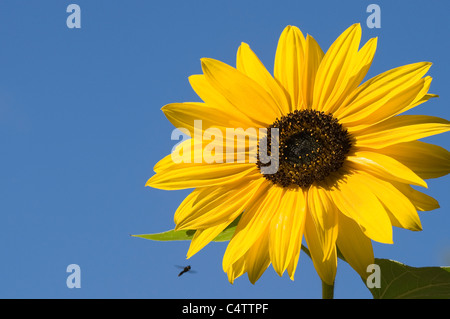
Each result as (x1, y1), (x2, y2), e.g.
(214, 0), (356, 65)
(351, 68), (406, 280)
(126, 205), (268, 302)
(147, 24), (450, 285)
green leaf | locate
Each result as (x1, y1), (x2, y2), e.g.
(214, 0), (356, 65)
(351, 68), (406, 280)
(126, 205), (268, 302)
(132, 229), (196, 241)
(132, 215), (241, 242)
(366, 258), (450, 299)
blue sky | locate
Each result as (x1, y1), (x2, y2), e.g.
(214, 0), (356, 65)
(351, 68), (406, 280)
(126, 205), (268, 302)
(0, 0), (449, 299)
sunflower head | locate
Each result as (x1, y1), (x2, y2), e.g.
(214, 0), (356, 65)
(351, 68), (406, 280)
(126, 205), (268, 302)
(147, 23), (450, 285)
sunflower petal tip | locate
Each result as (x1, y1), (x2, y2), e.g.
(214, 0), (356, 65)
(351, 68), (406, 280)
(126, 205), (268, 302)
(273, 267), (284, 278)
(200, 57), (212, 66)
(174, 222), (188, 232)
(281, 25), (292, 34)
(385, 234), (394, 244)
(145, 177), (153, 187)
(248, 275), (257, 285)
(421, 61), (433, 70)
(349, 22), (361, 30)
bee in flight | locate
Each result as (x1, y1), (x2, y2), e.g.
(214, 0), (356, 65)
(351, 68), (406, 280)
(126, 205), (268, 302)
(176, 265), (195, 277)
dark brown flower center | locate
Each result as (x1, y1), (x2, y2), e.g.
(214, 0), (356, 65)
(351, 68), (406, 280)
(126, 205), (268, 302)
(257, 109), (352, 188)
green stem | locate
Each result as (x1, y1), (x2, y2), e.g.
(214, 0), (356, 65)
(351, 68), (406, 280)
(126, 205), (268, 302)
(322, 280), (335, 299)
(300, 244), (311, 259)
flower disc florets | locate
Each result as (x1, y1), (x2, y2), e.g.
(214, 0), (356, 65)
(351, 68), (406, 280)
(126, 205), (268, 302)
(258, 109), (352, 188)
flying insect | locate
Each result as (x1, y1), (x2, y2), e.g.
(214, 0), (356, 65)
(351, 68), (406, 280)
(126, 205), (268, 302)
(176, 265), (196, 277)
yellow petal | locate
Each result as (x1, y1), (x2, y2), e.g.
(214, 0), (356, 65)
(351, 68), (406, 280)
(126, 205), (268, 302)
(153, 153), (173, 173)
(153, 150), (189, 174)
(327, 36), (378, 115)
(188, 74), (257, 127)
(274, 25), (306, 110)
(328, 172), (393, 244)
(146, 162), (258, 190)
(201, 58), (281, 126)
(306, 186), (338, 262)
(313, 23), (362, 113)
(376, 141), (450, 179)
(394, 76), (434, 114)
(269, 188), (306, 277)
(407, 93), (438, 111)
(152, 138), (206, 173)
(347, 151), (427, 188)
(392, 182), (440, 212)
(353, 115), (450, 149)
(161, 102), (253, 137)
(286, 232), (302, 281)
(175, 177), (266, 230)
(301, 35), (324, 109)
(236, 42), (291, 115)
(162, 103), (259, 164)
(339, 76), (431, 129)
(187, 222), (230, 259)
(222, 183), (283, 272)
(304, 207), (337, 286)
(225, 227), (272, 284)
(245, 228), (271, 284)
(153, 134), (258, 178)
(226, 254), (246, 284)
(336, 62), (432, 121)
(355, 172), (422, 231)
(285, 189), (307, 280)
(336, 212), (374, 279)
